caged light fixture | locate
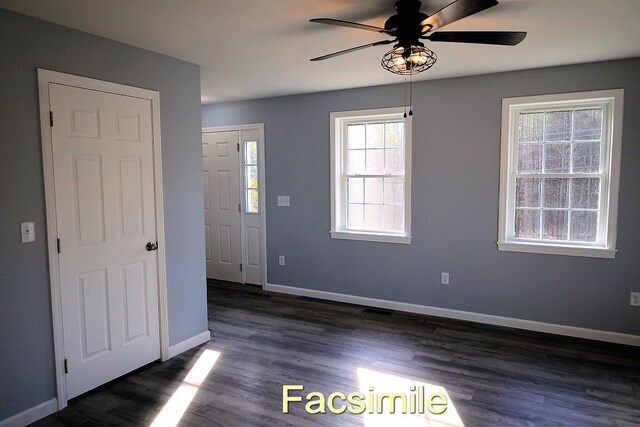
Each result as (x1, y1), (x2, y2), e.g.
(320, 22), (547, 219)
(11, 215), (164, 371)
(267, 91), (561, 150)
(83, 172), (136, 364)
(381, 44), (437, 117)
(381, 44), (437, 76)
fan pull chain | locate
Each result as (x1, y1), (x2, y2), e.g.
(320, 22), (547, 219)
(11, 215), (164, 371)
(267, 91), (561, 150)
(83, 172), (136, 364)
(409, 73), (413, 116)
(403, 77), (408, 118)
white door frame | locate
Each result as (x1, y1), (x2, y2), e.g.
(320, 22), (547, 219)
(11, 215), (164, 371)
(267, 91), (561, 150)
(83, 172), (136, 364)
(202, 124), (267, 288)
(37, 69), (170, 409)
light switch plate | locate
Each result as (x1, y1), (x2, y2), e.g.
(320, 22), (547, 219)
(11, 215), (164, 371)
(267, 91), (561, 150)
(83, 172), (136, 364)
(277, 196), (290, 207)
(21, 222), (35, 243)
(441, 272), (450, 285)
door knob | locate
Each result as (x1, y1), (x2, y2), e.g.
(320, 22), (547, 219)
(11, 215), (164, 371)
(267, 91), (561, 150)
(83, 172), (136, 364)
(146, 242), (158, 251)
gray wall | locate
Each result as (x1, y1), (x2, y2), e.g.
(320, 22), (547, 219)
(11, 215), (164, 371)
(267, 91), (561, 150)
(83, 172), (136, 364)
(202, 58), (640, 337)
(0, 8), (207, 420)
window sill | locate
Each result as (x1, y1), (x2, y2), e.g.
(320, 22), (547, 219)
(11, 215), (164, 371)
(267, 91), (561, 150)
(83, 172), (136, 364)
(497, 241), (616, 259)
(330, 230), (411, 244)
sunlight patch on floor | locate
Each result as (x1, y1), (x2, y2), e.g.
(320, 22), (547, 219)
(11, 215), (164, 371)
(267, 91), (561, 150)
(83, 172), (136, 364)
(150, 349), (220, 427)
(357, 367), (465, 427)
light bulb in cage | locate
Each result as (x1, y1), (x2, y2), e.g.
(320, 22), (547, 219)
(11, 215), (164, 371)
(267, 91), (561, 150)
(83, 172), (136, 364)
(381, 45), (436, 75)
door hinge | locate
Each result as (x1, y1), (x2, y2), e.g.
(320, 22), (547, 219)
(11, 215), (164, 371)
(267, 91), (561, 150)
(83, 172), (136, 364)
(238, 203), (241, 212)
(237, 142), (240, 152)
(64, 358), (68, 374)
(57, 238), (61, 254)
(49, 111), (54, 127)
(240, 263), (243, 272)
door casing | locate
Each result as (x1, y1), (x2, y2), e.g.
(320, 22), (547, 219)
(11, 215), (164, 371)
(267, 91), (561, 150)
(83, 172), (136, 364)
(202, 124), (267, 288)
(37, 69), (170, 409)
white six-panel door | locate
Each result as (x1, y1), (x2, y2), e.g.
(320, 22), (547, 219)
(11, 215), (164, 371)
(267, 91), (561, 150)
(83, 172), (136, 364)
(203, 131), (243, 282)
(50, 83), (160, 398)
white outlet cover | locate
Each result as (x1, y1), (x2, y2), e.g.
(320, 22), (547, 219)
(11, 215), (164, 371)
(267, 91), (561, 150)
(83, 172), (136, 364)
(21, 222), (35, 243)
(631, 292), (640, 306)
(279, 255), (285, 266)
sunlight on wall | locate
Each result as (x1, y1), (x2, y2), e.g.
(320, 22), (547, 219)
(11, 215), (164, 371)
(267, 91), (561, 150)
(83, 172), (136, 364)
(150, 349), (221, 427)
(357, 367), (465, 427)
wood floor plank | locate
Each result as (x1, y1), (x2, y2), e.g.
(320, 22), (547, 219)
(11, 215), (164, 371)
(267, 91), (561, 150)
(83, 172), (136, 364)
(32, 280), (640, 426)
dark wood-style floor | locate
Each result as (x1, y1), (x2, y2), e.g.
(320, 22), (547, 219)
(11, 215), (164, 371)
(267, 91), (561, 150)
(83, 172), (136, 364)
(34, 280), (639, 426)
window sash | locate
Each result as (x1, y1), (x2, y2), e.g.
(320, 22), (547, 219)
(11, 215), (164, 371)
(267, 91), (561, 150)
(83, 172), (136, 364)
(342, 173), (405, 234)
(243, 141), (259, 214)
(340, 119), (405, 235)
(506, 100), (613, 248)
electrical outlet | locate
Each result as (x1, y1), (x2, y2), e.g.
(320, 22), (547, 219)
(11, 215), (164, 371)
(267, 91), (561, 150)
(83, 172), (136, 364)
(279, 255), (285, 266)
(441, 272), (449, 285)
(21, 222), (35, 243)
(631, 292), (640, 306)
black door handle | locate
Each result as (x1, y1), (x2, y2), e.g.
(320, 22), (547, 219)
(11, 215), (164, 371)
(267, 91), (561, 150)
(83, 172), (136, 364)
(146, 242), (158, 251)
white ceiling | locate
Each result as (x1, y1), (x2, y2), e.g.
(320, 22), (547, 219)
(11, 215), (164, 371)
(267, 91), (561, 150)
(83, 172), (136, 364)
(2, 0), (639, 103)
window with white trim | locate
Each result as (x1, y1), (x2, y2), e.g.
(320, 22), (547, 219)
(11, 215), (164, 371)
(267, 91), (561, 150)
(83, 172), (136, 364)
(330, 107), (411, 244)
(498, 90), (623, 258)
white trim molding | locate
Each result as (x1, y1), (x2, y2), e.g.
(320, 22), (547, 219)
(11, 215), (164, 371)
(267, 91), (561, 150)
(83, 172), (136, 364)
(0, 399), (58, 427)
(265, 283), (640, 347)
(37, 69), (170, 409)
(498, 89), (624, 258)
(167, 331), (211, 359)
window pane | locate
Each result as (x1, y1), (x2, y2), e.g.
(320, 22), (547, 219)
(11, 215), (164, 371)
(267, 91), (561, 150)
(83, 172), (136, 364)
(245, 141), (257, 165)
(366, 123), (384, 148)
(348, 124), (365, 149)
(347, 150), (365, 175)
(515, 209), (540, 239)
(516, 178), (540, 208)
(348, 204), (364, 230)
(246, 189), (258, 213)
(574, 109), (602, 140)
(519, 112), (544, 143)
(364, 178), (383, 204)
(384, 177), (403, 204)
(543, 178), (569, 208)
(570, 211), (598, 242)
(383, 205), (403, 232)
(385, 122), (403, 148)
(543, 210), (568, 240)
(365, 149), (384, 174)
(246, 166), (258, 189)
(364, 205), (383, 230)
(347, 178), (364, 203)
(545, 111), (572, 141)
(571, 178), (600, 209)
(518, 143), (541, 173)
(573, 142), (600, 173)
(544, 143), (570, 173)
(385, 149), (404, 175)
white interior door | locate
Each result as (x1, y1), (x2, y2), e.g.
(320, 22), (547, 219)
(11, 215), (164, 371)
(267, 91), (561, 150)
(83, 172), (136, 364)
(50, 83), (160, 399)
(203, 131), (242, 282)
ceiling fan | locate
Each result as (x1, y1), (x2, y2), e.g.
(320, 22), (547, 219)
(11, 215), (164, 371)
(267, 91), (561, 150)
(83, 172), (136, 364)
(309, 0), (526, 75)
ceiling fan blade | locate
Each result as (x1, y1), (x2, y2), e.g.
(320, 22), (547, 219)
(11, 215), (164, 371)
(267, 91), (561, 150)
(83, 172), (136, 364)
(426, 31), (527, 46)
(310, 40), (394, 61)
(421, 0), (499, 33)
(310, 18), (393, 35)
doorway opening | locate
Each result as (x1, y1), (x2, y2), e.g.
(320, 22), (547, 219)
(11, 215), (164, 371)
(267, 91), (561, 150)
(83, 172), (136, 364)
(202, 125), (266, 287)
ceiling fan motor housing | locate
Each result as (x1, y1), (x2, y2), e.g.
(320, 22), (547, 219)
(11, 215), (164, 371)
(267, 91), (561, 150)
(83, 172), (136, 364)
(386, 0), (430, 50)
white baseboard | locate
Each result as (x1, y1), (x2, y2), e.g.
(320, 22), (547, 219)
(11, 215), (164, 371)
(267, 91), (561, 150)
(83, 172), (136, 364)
(265, 283), (640, 347)
(166, 330), (211, 359)
(0, 398), (58, 427)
